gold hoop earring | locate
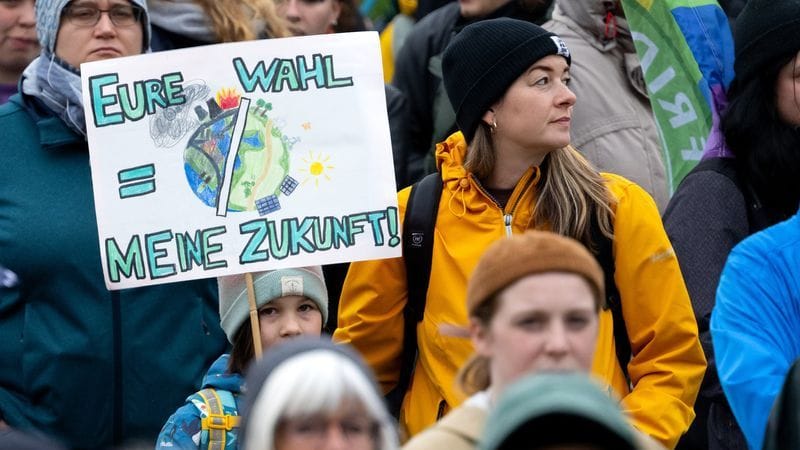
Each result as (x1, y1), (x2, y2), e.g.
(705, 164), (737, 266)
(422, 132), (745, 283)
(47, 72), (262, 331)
(491, 119), (497, 133)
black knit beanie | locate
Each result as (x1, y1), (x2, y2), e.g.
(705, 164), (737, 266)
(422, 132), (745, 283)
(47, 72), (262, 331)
(442, 18), (571, 143)
(734, 0), (800, 85)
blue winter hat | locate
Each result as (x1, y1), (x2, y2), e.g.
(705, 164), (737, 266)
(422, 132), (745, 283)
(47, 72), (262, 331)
(35, 0), (151, 57)
(218, 266), (329, 343)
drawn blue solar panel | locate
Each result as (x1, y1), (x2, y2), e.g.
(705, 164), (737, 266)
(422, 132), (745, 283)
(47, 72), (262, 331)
(280, 176), (299, 195)
(256, 195), (281, 216)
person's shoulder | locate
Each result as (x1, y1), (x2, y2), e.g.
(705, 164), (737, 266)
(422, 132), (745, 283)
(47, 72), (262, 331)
(203, 354), (231, 380)
(436, 403), (486, 431)
(684, 157), (740, 183)
(403, 405), (485, 450)
(156, 405), (203, 450)
(600, 172), (665, 223)
(664, 158), (746, 217)
(677, 160), (741, 193)
(0, 95), (29, 120)
(180, 391), (209, 416)
(732, 212), (800, 263)
(0, 96), (39, 149)
(601, 172), (647, 199)
(717, 214), (800, 315)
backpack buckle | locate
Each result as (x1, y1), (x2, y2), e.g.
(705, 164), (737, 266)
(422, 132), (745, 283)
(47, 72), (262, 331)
(202, 413), (240, 431)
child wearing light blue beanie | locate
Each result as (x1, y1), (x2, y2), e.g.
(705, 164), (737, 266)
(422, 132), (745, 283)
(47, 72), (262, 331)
(156, 266), (328, 450)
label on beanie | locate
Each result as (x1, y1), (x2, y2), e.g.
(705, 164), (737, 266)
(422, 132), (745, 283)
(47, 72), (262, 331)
(281, 276), (304, 296)
(551, 36), (570, 59)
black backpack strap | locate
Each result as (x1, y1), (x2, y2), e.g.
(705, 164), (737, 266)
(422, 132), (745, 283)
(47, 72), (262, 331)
(590, 217), (629, 383)
(385, 172), (443, 418)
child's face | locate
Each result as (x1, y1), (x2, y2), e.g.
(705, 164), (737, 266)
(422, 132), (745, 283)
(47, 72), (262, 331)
(258, 295), (323, 350)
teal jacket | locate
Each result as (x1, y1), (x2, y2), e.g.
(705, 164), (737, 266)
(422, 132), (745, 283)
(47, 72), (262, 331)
(0, 94), (228, 449)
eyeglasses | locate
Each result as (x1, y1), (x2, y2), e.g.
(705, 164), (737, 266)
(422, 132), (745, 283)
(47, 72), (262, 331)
(61, 3), (143, 28)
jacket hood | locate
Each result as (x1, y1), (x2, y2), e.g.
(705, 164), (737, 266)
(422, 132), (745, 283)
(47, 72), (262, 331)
(433, 131), (541, 225)
(435, 131), (470, 183)
(201, 354), (244, 393)
(554, 0), (633, 52)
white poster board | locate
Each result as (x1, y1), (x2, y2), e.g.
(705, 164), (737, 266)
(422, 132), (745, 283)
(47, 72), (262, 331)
(81, 32), (400, 290)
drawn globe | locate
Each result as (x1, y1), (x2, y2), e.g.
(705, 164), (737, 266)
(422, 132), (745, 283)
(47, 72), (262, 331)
(183, 106), (290, 211)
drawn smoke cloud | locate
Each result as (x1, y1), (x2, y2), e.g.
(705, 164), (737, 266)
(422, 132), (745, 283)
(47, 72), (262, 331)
(149, 81), (211, 148)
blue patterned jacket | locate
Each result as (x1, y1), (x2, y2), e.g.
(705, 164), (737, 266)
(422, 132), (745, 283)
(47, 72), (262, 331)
(156, 355), (243, 450)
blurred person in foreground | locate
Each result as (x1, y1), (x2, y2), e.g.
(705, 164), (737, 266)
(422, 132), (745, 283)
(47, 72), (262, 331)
(240, 337), (400, 450)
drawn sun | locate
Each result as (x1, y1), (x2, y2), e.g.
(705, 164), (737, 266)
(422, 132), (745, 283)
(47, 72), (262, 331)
(299, 151), (334, 187)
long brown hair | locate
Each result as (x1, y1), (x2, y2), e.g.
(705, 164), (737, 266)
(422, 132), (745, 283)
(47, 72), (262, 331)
(228, 320), (256, 374)
(465, 123), (615, 249)
(193, 0), (291, 41)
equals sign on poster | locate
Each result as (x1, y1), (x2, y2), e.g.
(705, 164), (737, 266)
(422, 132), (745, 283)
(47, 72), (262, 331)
(118, 164), (156, 199)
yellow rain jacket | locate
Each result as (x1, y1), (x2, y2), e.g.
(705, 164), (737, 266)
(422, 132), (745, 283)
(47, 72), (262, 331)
(334, 132), (705, 449)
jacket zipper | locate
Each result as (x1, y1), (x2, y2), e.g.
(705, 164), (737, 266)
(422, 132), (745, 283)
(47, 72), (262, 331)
(503, 214), (512, 237)
(470, 174), (504, 209)
(471, 172), (536, 237)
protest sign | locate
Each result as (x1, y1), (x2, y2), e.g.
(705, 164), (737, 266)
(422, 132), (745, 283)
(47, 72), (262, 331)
(82, 32), (400, 290)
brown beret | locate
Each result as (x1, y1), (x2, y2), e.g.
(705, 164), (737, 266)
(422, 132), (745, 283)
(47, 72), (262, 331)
(466, 231), (605, 315)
